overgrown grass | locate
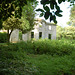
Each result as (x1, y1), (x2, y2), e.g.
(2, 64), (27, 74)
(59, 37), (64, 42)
(0, 39), (75, 75)
(4, 39), (74, 56)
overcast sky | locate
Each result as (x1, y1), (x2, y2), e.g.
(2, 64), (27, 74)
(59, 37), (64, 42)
(36, 0), (72, 27)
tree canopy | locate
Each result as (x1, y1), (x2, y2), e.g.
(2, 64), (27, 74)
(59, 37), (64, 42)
(0, 0), (37, 28)
(21, 1), (36, 33)
(56, 25), (75, 39)
(36, 0), (75, 24)
(2, 1), (37, 42)
(67, 5), (75, 26)
(0, 0), (75, 29)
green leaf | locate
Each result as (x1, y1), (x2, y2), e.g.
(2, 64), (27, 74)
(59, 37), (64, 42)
(50, 15), (57, 24)
(50, 16), (53, 22)
(59, 10), (63, 12)
(41, 0), (50, 5)
(55, 11), (62, 17)
(36, 9), (44, 12)
(58, 0), (63, 4)
(40, 13), (44, 17)
(55, 4), (60, 11)
(55, 11), (59, 15)
(54, 20), (57, 24)
(49, 13), (53, 22)
(50, 3), (54, 9)
(62, 0), (65, 2)
(53, 15), (57, 24)
(68, 0), (70, 2)
(50, 12), (52, 16)
(57, 14), (62, 17)
(43, 5), (50, 12)
(44, 11), (50, 19)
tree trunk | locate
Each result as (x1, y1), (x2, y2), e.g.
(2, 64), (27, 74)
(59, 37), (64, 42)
(7, 29), (10, 43)
(7, 29), (13, 43)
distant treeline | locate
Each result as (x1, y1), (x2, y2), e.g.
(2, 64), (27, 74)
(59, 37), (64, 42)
(56, 26), (75, 40)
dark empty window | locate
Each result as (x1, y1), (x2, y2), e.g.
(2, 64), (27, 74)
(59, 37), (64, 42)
(48, 34), (51, 39)
(31, 32), (34, 38)
(39, 32), (42, 38)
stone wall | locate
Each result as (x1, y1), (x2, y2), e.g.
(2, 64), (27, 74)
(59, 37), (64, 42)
(22, 19), (56, 41)
(9, 19), (56, 42)
(10, 29), (19, 43)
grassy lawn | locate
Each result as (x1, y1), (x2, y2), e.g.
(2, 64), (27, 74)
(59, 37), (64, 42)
(0, 39), (75, 75)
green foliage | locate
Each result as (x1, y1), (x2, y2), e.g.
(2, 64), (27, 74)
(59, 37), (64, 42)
(67, 5), (75, 26)
(0, 39), (75, 55)
(0, 50), (38, 75)
(31, 39), (75, 55)
(0, 32), (7, 43)
(19, 31), (22, 40)
(56, 25), (65, 39)
(0, 0), (74, 29)
(2, 1), (37, 42)
(21, 1), (36, 33)
(56, 25), (75, 40)
(2, 16), (23, 43)
(0, 39), (75, 75)
(2, 1), (36, 33)
(32, 54), (75, 75)
(3, 16), (22, 30)
(0, 0), (37, 29)
(36, 0), (75, 23)
(64, 26), (75, 39)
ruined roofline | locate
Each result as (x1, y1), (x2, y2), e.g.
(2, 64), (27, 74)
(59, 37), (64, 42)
(35, 18), (56, 26)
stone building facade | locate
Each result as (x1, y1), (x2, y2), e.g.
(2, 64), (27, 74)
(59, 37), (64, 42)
(10, 29), (19, 43)
(22, 19), (56, 41)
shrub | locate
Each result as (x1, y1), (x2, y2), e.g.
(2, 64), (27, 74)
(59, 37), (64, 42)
(0, 39), (75, 75)
(0, 39), (75, 56)
(0, 32), (7, 43)
(32, 39), (75, 56)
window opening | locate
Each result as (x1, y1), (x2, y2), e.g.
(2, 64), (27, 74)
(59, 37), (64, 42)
(49, 26), (51, 30)
(39, 32), (42, 38)
(31, 32), (34, 38)
(48, 34), (51, 39)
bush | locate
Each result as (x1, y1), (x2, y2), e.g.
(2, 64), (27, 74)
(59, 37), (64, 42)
(31, 39), (75, 56)
(0, 32), (7, 43)
(1, 39), (74, 56)
(0, 39), (75, 56)
(0, 39), (75, 75)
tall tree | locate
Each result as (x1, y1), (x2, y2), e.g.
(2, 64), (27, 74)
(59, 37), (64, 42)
(67, 5), (75, 26)
(3, 16), (22, 42)
(0, 0), (75, 29)
(21, 1), (37, 33)
(2, 1), (37, 42)
(0, 0), (37, 29)
(64, 26), (75, 39)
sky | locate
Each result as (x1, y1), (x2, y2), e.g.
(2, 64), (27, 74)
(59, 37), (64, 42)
(36, 0), (72, 27)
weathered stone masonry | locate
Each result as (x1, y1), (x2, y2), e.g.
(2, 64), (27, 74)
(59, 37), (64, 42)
(9, 19), (56, 42)
(22, 19), (56, 41)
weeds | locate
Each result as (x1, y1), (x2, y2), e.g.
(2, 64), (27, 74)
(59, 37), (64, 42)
(0, 39), (75, 75)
